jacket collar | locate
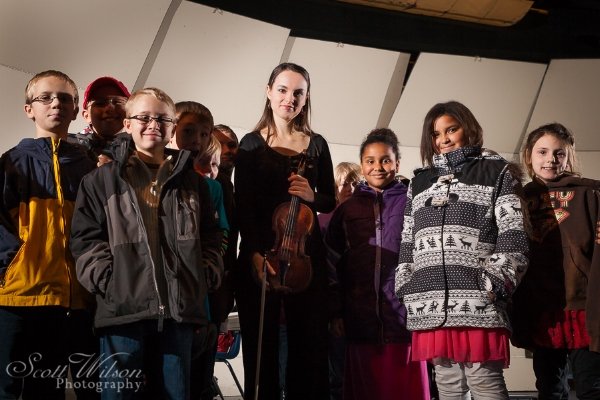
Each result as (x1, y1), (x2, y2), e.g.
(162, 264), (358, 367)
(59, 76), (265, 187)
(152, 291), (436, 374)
(112, 134), (193, 178)
(529, 173), (600, 190)
(355, 179), (407, 197)
(433, 146), (481, 172)
(17, 137), (88, 164)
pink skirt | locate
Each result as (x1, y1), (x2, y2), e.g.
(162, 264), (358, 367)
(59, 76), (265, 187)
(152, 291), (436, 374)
(344, 342), (430, 400)
(411, 327), (510, 368)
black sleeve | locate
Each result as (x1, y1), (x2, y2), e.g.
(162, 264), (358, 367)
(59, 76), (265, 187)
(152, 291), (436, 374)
(312, 135), (336, 214)
(0, 152), (21, 275)
(234, 133), (262, 254)
(70, 172), (113, 295)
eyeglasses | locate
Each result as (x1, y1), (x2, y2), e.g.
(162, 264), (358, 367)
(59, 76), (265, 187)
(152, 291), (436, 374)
(90, 97), (127, 108)
(127, 115), (175, 126)
(30, 94), (75, 105)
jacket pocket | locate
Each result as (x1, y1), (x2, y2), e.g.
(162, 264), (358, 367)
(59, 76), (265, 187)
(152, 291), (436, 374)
(171, 255), (207, 320)
(564, 246), (589, 302)
(0, 243), (25, 289)
(176, 191), (199, 240)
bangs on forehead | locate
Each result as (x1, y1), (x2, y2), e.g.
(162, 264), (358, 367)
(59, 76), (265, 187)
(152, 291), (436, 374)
(25, 70), (78, 104)
(125, 88), (176, 117)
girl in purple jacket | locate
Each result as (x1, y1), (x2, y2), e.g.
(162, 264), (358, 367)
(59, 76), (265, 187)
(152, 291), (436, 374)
(326, 129), (429, 400)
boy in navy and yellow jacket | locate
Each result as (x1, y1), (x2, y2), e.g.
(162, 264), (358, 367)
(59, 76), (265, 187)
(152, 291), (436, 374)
(0, 70), (97, 399)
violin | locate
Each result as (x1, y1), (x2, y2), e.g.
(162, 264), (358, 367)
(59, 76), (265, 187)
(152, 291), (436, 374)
(266, 150), (314, 293)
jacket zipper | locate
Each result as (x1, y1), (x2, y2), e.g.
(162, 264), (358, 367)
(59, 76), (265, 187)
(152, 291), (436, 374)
(439, 172), (452, 327)
(52, 138), (72, 309)
(129, 191), (165, 332)
(125, 154), (179, 332)
(373, 191), (384, 343)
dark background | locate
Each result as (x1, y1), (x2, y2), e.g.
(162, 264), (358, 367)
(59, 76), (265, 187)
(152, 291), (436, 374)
(192, 0), (600, 64)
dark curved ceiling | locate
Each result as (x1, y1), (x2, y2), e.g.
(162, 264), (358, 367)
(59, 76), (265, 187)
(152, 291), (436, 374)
(192, 0), (600, 63)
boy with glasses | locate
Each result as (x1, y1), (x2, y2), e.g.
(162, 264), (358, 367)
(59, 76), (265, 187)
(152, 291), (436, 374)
(0, 70), (97, 399)
(70, 88), (222, 399)
(68, 76), (130, 164)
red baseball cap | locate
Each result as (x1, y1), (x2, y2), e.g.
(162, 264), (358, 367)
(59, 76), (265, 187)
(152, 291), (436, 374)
(82, 77), (131, 108)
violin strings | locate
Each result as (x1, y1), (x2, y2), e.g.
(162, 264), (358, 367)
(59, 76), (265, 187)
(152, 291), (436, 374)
(280, 154), (307, 275)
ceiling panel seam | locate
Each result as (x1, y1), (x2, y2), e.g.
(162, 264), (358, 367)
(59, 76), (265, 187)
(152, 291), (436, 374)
(133, 0), (184, 91)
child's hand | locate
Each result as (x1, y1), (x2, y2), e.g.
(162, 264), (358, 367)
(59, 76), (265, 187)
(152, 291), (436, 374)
(252, 252), (276, 285)
(288, 173), (314, 203)
(329, 317), (345, 338)
(97, 154), (113, 167)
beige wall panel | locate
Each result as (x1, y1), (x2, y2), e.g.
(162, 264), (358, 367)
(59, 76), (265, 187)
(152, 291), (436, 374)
(146, 1), (289, 129)
(389, 53), (546, 153)
(526, 59), (600, 154)
(285, 38), (406, 146)
(0, 67), (37, 152)
(0, 0), (172, 141)
(577, 152), (600, 180)
(0, 0), (170, 91)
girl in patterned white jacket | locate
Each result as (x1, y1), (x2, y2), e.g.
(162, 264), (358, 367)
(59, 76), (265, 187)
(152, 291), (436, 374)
(395, 101), (529, 400)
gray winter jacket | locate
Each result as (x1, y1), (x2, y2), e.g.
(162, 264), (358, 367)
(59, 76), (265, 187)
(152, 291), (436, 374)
(70, 139), (222, 329)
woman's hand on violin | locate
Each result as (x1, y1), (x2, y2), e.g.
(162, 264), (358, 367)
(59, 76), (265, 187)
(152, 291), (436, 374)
(288, 173), (314, 203)
(252, 252), (276, 284)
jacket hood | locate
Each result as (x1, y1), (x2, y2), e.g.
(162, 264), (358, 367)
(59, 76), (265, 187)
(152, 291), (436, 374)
(527, 173), (600, 191)
(413, 146), (524, 182)
(109, 134), (193, 176)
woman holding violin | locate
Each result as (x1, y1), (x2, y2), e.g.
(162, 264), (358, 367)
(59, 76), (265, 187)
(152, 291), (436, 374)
(235, 62), (335, 400)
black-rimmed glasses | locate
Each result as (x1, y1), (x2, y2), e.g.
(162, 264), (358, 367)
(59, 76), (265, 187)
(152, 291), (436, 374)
(30, 94), (75, 105)
(127, 115), (175, 127)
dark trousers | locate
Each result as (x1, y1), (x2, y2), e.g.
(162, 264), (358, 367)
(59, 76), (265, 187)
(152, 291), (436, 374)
(235, 256), (330, 400)
(65, 309), (100, 400)
(533, 347), (600, 400)
(189, 322), (218, 400)
(0, 306), (99, 400)
(328, 334), (345, 400)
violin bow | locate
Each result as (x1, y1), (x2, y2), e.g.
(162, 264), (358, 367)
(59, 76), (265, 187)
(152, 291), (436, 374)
(254, 253), (268, 400)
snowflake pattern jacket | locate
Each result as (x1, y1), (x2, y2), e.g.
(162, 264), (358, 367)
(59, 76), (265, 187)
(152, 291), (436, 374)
(395, 146), (529, 331)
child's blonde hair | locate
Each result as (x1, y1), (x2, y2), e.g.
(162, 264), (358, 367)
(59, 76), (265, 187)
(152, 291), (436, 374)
(125, 88), (175, 117)
(203, 134), (221, 160)
(334, 162), (361, 187)
(521, 122), (580, 179)
(25, 70), (78, 105)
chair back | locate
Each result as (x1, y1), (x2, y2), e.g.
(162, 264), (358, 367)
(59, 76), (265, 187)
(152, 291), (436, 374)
(216, 330), (241, 360)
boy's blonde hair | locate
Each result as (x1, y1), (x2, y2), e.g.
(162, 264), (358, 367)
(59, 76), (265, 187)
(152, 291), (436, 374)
(175, 101), (214, 129)
(25, 70), (78, 105)
(521, 122), (580, 179)
(125, 87), (175, 117)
